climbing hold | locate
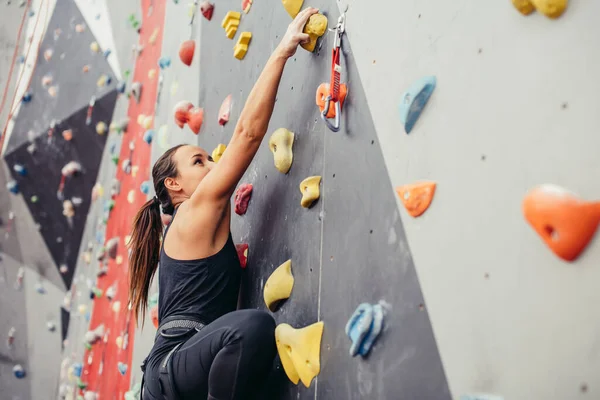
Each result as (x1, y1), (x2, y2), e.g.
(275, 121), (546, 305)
(116, 80), (126, 93)
(345, 303), (384, 357)
(299, 176), (321, 208)
(106, 237), (119, 259)
(43, 48), (53, 61)
(31, 195), (39, 203)
(150, 305), (159, 328)
(96, 121), (107, 135)
(13, 164), (27, 176)
(22, 91), (32, 103)
(268, 128), (294, 173)
(84, 324), (105, 346)
(83, 391), (98, 400)
(316, 83), (347, 119)
(148, 69), (157, 79)
(158, 56), (171, 69)
(523, 184), (600, 261)
(13, 364), (26, 379)
(103, 49), (111, 58)
(90, 287), (103, 299)
(131, 82), (142, 103)
(7, 327), (16, 348)
(179, 40), (195, 66)
(221, 11), (241, 39)
(399, 76), (436, 134)
(275, 321), (323, 387)
(47, 321), (56, 332)
(48, 86), (58, 97)
(63, 200), (75, 218)
(218, 94), (232, 125)
(117, 362), (128, 375)
(90, 41), (100, 53)
(264, 259), (294, 311)
(234, 184), (253, 215)
(208, 144), (225, 163)
(173, 101), (204, 134)
(242, 0), (252, 13)
(141, 115), (153, 129)
(301, 14), (327, 52)
(531, 0), (567, 18)
(234, 32), (252, 60)
(82, 65), (91, 73)
(62, 129), (73, 141)
(75, 23), (85, 33)
(200, 1), (214, 20)
(127, 189), (135, 204)
(111, 301), (121, 314)
(7, 181), (19, 194)
(149, 27), (160, 45)
(395, 181), (436, 218)
(282, 0), (303, 18)
(143, 130), (155, 144)
(97, 74), (111, 87)
(35, 282), (46, 294)
(41, 75), (52, 87)
(235, 243), (248, 268)
(460, 395), (504, 400)
(140, 181), (151, 195)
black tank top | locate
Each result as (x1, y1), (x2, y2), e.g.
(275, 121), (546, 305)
(157, 207), (241, 325)
(145, 207), (241, 370)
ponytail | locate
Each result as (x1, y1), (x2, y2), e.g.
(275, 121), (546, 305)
(128, 196), (163, 327)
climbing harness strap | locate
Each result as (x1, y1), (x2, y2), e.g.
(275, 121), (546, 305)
(155, 315), (205, 340)
(321, 8), (348, 132)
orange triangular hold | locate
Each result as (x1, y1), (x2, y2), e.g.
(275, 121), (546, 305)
(523, 184), (600, 262)
(179, 40), (195, 66)
(395, 181), (436, 218)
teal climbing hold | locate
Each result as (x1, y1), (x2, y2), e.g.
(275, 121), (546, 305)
(7, 181), (18, 194)
(13, 164), (26, 176)
(398, 76), (436, 134)
(143, 129), (155, 144)
(140, 181), (151, 195)
(345, 302), (384, 357)
(460, 395), (504, 400)
(22, 91), (32, 103)
(158, 56), (171, 69)
(117, 362), (128, 375)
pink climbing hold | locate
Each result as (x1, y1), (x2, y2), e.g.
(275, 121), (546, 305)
(218, 94), (232, 126)
(234, 183), (253, 215)
(200, 1), (214, 20)
(235, 243), (248, 268)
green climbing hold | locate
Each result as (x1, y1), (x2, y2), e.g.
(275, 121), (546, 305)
(111, 155), (119, 165)
(31, 195), (38, 203)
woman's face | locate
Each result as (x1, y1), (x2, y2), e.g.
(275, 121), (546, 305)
(166, 145), (214, 198)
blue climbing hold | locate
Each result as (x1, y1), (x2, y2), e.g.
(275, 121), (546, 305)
(158, 56), (171, 69)
(117, 81), (126, 94)
(103, 49), (111, 58)
(28, 10), (34, 17)
(7, 181), (19, 194)
(140, 180), (151, 195)
(17, 55), (25, 64)
(13, 364), (26, 379)
(22, 91), (32, 103)
(460, 395), (504, 400)
(345, 303), (384, 357)
(117, 362), (128, 375)
(13, 164), (27, 176)
(72, 362), (83, 377)
(398, 76), (436, 134)
(143, 129), (155, 144)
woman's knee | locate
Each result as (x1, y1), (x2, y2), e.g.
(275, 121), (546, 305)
(238, 310), (275, 344)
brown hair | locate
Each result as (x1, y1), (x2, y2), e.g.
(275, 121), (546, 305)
(128, 144), (184, 326)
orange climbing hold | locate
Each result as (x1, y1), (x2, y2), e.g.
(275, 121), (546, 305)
(523, 184), (600, 262)
(316, 83), (347, 119)
(395, 181), (436, 218)
(242, 0), (252, 13)
(173, 101), (204, 134)
(218, 94), (232, 125)
(179, 40), (195, 66)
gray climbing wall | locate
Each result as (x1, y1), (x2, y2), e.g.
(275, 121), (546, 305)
(194, 0), (450, 398)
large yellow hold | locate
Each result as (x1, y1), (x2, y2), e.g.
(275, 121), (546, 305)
(276, 321), (324, 387)
(282, 0), (303, 18)
(234, 32), (252, 60)
(511, 0), (567, 18)
(299, 176), (321, 208)
(264, 259), (294, 311)
(211, 144), (226, 163)
(221, 11), (241, 39)
(301, 14), (327, 52)
(269, 128), (294, 173)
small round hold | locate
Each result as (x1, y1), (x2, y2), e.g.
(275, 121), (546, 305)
(82, 65), (90, 73)
(143, 129), (155, 144)
(30, 195), (38, 203)
(148, 69), (157, 79)
(13, 364), (26, 379)
(35, 283), (46, 294)
(43, 48), (53, 61)
(7, 181), (19, 194)
(96, 121), (107, 135)
(158, 56), (171, 69)
(117, 362), (128, 375)
(140, 180), (151, 195)
(90, 41), (100, 53)
(127, 190), (135, 204)
(22, 92), (32, 103)
(47, 321), (56, 332)
(48, 86), (58, 97)
(13, 164), (27, 176)
(62, 129), (73, 141)
(75, 23), (85, 32)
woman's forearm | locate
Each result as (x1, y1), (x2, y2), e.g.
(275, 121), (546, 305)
(235, 49), (288, 142)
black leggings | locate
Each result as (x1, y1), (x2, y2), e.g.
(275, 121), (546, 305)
(168, 309), (276, 400)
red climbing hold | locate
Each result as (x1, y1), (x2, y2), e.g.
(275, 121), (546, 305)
(179, 40), (195, 66)
(218, 94), (232, 126)
(173, 101), (204, 134)
(523, 184), (600, 262)
(200, 1), (214, 20)
(150, 305), (159, 328)
(395, 181), (436, 218)
(242, 0), (252, 13)
(235, 243), (249, 268)
(234, 183), (253, 215)
(161, 213), (172, 226)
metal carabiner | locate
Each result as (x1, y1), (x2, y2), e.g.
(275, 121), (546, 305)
(321, 95), (341, 132)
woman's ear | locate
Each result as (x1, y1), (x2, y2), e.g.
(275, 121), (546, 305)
(164, 177), (180, 192)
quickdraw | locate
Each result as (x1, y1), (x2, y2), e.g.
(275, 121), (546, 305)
(316, 8), (348, 132)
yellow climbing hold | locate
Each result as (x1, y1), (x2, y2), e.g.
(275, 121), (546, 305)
(211, 144), (227, 163)
(512, 0), (535, 14)
(221, 11), (241, 39)
(299, 176), (321, 208)
(264, 259), (294, 311)
(96, 121), (107, 135)
(531, 0), (567, 18)
(90, 41), (100, 53)
(234, 32), (252, 60)
(301, 14), (327, 52)
(282, 0), (303, 18)
(275, 321), (324, 387)
(269, 128), (294, 173)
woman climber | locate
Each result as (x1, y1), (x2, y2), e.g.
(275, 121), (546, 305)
(127, 7), (319, 400)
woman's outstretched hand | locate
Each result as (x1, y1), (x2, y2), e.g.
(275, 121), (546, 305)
(276, 7), (319, 59)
